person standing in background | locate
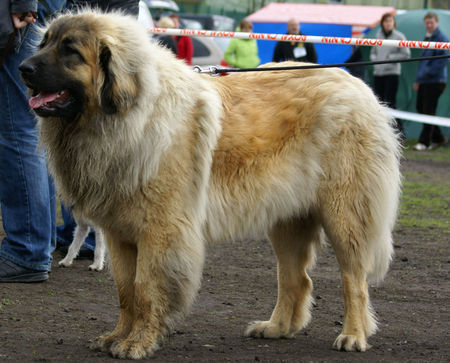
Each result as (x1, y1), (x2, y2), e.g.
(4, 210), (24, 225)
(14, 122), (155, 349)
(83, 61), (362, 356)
(224, 19), (260, 69)
(0, 0), (64, 282)
(344, 45), (365, 80)
(155, 16), (178, 55)
(370, 13), (410, 141)
(169, 13), (193, 66)
(413, 11), (449, 151)
(272, 18), (317, 64)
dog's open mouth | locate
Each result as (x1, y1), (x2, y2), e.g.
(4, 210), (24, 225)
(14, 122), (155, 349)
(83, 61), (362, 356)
(29, 90), (72, 112)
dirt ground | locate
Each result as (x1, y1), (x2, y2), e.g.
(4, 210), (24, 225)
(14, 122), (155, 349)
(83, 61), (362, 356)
(0, 147), (449, 362)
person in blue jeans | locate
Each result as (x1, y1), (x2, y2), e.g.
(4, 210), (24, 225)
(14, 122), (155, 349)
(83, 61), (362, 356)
(0, 0), (65, 282)
(0, 0), (139, 283)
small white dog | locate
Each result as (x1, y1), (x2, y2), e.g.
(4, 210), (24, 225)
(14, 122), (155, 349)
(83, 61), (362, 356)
(58, 219), (106, 271)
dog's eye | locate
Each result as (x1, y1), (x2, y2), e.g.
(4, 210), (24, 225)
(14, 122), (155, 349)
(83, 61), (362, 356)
(62, 37), (85, 63)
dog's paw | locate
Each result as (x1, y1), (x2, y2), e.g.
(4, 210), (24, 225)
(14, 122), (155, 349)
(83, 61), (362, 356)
(90, 332), (118, 352)
(110, 339), (158, 359)
(245, 320), (293, 339)
(333, 333), (370, 352)
(88, 262), (104, 271)
(58, 258), (73, 268)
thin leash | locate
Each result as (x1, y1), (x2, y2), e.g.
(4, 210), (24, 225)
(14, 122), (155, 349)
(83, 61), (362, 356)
(193, 54), (450, 75)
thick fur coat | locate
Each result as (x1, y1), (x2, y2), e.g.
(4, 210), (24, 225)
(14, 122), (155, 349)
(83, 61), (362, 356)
(20, 11), (401, 359)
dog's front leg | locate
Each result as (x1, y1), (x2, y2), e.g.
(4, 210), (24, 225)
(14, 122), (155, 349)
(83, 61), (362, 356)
(91, 236), (137, 353)
(89, 227), (106, 271)
(58, 220), (90, 267)
(110, 229), (205, 359)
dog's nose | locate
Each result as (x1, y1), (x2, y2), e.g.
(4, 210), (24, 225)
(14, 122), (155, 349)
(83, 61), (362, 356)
(18, 61), (36, 76)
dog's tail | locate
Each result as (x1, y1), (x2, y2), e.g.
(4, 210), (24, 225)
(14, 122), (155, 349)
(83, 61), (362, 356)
(366, 113), (402, 284)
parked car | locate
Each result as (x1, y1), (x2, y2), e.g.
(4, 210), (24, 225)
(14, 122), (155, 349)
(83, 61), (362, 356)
(179, 18), (202, 31)
(178, 14), (235, 67)
(191, 37), (226, 67)
(178, 14), (235, 32)
(144, 0), (179, 21)
(140, 6), (229, 68)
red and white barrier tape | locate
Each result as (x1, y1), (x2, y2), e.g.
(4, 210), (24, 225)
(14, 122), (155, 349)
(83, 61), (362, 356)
(148, 28), (450, 50)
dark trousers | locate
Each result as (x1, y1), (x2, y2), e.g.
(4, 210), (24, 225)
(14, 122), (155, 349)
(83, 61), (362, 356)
(374, 75), (404, 138)
(416, 83), (446, 146)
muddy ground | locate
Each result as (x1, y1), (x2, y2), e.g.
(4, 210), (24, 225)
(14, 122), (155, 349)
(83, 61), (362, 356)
(0, 147), (449, 362)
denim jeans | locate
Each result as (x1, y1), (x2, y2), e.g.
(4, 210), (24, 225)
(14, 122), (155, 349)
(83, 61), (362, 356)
(0, 39), (57, 271)
(0, 0), (66, 271)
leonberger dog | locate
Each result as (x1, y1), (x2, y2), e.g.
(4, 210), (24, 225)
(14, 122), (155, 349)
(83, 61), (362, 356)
(20, 10), (401, 359)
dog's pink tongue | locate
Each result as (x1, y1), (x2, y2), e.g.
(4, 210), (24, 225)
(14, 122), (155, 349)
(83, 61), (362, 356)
(29, 92), (59, 109)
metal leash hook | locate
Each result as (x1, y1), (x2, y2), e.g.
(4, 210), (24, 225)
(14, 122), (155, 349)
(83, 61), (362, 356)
(193, 65), (223, 76)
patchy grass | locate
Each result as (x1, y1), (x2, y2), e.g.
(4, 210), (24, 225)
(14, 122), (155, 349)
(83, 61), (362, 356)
(403, 139), (450, 163)
(398, 178), (450, 232)
(397, 142), (450, 234)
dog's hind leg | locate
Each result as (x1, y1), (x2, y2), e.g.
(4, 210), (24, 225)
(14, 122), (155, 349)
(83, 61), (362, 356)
(321, 195), (380, 352)
(329, 234), (376, 352)
(58, 219), (90, 267)
(246, 215), (320, 338)
(89, 227), (106, 271)
(91, 236), (137, 353)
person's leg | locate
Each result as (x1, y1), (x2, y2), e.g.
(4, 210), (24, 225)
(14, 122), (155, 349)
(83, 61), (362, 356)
(416, 84), (433, 147)
(373, 76), (384, 103)
(384, 76), (405, 140)
(430, 126), (446, 146)
(428, 84), (446, 146)
(0, 39), (56, 275)
(417, 83), (447, 148)
(420, 83), (444, 116)
(382, 75), (398, 109)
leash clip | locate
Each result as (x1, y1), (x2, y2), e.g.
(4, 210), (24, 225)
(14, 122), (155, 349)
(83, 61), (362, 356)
(193, 65), (222, 76)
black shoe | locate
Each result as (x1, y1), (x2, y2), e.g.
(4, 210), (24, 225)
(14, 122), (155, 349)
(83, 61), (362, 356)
(428, 137), (448, 150)
(0, 256), (48, 283)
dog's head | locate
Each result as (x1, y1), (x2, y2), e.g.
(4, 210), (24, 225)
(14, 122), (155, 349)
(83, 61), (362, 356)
(19, 11), (141, 121)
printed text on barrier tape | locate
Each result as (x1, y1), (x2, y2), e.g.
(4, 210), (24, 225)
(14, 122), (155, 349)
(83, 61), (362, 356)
(148, 28), (450, 50)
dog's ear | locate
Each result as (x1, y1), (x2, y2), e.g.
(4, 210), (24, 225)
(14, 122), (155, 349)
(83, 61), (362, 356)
(99, 45), (117, 114)
(98, 39), (138, 115)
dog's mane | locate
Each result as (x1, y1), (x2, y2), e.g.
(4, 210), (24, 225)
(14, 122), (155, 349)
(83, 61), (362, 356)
(37, 11), (222, 222)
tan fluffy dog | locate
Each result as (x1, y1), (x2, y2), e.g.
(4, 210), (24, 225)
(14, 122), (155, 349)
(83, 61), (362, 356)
(19, 11), (401, 359)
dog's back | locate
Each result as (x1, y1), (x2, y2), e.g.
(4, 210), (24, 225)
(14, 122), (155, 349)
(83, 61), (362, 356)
(208, 67), (400, 277)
